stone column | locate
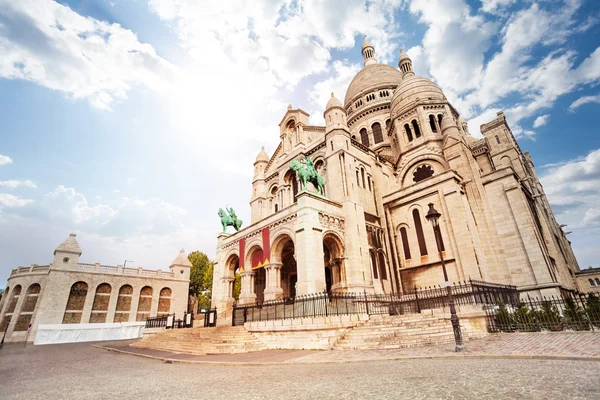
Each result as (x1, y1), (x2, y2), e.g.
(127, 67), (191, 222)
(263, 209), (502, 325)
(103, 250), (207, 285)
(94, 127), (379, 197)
(238, 270), (257, 305)
(295, 192), (326, 295)
(264, 263), (284, 301)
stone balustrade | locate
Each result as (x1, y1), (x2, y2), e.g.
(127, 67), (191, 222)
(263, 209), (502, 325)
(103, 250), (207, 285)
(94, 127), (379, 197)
(10, 263), (174, 278)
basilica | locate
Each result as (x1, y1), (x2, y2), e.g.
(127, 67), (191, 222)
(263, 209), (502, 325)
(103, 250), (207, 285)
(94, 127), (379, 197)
(212, 38), (581, 319)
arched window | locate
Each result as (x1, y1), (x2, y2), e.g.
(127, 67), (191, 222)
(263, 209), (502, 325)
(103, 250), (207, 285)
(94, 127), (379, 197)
(356, 170), (360, 186)
(114, 285), (133, 322)
(596, 278), (600, 285)
(367, 176), (372, 192)
(378, 252), (387, 280)
(360, 128), (369, 146)
(275, 204), (279, 212)
(14, 284), (41, 331)
(400, 227), (411, 260)
(90, 283), (111, 323)
(437, 114), (443, 128)
(404, 124), (413, 142)
(413, 209), (428, 256)
(413, 164), (435, 183)
(590, 279), (596, 286)
(158, 287), (172, 316)
(370, 250), (378, 279)
(372, 122), (383, 144)
(63, 282), (88, 324)
(0, 286), (9, 314)
(412, 120), (421, 138)
(386, 119), (391, 132)
(495, 135), (500, 144)
(284, 170), (298, 203)
(429, 115), (437, 132)
(0, 285), (21, 332)
(136, 286), (153, 321)
(361, 168), (366, 188)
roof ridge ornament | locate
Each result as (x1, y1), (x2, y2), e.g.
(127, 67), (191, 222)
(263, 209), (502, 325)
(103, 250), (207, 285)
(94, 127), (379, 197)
(361, 35), (377, 67)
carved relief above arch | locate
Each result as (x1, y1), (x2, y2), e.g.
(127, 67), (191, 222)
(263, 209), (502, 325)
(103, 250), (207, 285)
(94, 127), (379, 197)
(398, 155), (449, 187)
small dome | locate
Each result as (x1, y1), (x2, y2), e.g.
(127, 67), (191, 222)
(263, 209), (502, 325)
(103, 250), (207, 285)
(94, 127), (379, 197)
(390, 75), (445, 113)
(398, 48), (410, 62)
(344, 64), (403, 108)
(255, 146), (269, 163)
(362, 36), (374, 50)
(326, 92), (343, 110)
(440, 114), (455, 131)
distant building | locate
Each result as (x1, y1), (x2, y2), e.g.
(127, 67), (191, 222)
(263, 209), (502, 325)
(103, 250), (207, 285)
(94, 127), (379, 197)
(576, 267), (600, 294)
(212, 38), (581, 321)
(0, 233), (190, 343)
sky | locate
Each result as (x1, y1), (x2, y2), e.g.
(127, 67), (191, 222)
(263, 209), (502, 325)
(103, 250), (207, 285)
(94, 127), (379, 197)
(1, 0), (600, 286)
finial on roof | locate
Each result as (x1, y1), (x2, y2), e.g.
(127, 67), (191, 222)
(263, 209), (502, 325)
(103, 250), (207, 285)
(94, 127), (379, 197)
(331, 92), (335, 97)
(398, 47), (414, 78)
(287, 104), (292, 110)
(361, 34), (377, 67)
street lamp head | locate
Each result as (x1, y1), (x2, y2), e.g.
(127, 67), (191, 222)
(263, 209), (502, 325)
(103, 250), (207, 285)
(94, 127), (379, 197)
(425, 203), (441, 227)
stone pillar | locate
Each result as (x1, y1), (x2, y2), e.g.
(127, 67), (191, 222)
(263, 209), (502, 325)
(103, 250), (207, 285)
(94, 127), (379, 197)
(295, 192), (326, 295)
(238, 270), (257, 305)
(264, 263), (284, 301)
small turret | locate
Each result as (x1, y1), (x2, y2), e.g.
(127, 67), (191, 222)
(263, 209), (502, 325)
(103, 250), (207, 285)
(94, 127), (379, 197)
(361, 35), (377, 67)
(398, 48), (415, 79)
(51, 233), (82, 270)
(169, 249), (192, 281)
(324, 92), (348, 133)
(254, 146), (269, 178)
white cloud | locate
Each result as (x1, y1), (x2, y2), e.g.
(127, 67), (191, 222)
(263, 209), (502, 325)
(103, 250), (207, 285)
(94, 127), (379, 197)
(569, 95), (600, 112)
(0, 155), (12, 165)
(0, 180), (36, 189)
(0, 0), (176, 109)
(409, 0), (600, 136)
(0, 193), (33, 208)
(533, 114), (549, 128)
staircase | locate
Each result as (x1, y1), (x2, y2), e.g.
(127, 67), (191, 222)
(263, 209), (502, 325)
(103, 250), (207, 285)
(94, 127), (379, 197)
(131, 326), (267, 355)
(333, 313), (462, 350)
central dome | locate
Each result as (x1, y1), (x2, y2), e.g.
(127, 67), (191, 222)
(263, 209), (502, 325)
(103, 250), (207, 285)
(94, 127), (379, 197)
(344, 63), (403, 108)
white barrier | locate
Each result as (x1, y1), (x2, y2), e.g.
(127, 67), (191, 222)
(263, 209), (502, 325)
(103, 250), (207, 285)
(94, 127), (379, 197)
(34, 322), (146, 345)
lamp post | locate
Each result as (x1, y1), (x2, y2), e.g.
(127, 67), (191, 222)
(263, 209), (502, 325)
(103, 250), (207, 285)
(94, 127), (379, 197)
(425, 203), (465, 352)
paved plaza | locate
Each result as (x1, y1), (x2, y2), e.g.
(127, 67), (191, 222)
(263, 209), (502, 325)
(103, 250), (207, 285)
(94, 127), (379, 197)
(1, 335), (599, 399)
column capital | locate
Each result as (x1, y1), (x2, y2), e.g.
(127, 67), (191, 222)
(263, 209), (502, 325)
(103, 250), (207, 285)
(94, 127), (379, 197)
(266, 262), (283, 270)
(240, 270), (255, 277)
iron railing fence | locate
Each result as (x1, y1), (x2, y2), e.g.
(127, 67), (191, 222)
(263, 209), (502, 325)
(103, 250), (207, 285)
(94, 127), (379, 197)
(145, 313), (173, 328)
(232, 279), (519, 326)
(484, 293), (600, 333)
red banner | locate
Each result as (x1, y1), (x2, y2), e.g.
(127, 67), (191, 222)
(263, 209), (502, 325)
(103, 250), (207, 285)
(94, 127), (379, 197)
(239, 237), (245, 271)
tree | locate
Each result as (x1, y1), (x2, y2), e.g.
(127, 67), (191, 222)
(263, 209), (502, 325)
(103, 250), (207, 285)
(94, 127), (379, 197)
(187, 251), (213, 295)
(233, 273), (241, 300)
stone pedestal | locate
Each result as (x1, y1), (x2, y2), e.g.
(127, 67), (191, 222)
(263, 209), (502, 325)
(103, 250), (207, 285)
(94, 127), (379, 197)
(264, 263), (284, 301)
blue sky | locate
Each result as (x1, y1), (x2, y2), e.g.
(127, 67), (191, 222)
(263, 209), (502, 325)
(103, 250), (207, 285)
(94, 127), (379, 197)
(1, 0), (600, 286)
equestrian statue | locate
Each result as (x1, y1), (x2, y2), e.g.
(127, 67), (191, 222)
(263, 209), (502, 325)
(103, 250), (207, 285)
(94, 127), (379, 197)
(218, 207), (243, 233)
(289, 155), (325, 196)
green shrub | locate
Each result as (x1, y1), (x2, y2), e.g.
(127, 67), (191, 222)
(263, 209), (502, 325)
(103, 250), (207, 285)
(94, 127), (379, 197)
(513, 303), (540, 332)
(563, 297), (590, 331)
(494, 302), (514, 332)
(535, 300), (562, 331)
(585, 293), (600, 327)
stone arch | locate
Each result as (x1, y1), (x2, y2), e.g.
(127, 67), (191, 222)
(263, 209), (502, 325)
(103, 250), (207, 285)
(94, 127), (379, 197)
(90, 283), (112, 323)
(0, 286), (9, 314)
(13, 283), (41, 331)
(158, 287), (172, 315)
(399, 155), (448, 187)
(114, 284), (133, 322)
(284, 169), (298, 202)
(396, 223), (412, 261)
(224, 251), (240, 278)
(136, 286), (153, 322)
(377, 249), (388, 281)
(63, 281), (88, 324)
(0, 285), (21, 332)
(323, 232), (345, 293)
(244, 243), (264, 269)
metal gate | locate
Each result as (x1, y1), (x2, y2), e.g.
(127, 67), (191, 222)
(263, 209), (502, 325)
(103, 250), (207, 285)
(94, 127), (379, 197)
(199, 308), (217, 327)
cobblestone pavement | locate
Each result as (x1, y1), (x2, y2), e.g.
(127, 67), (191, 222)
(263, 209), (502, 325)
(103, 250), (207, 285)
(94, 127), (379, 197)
(1, 341), (599, 400)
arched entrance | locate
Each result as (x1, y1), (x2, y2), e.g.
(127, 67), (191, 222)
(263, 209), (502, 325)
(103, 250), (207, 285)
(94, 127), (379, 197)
(246, 245), (265, 304)
(225, 254), (240, 300)
(323, 233), (345, 293)
(271, 234), (296, 299)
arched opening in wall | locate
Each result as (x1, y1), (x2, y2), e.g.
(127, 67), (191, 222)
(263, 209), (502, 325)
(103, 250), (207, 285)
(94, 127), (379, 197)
(270, 185), (278, 213)
(495, 135), (500, 144)
(367, 176), (372, 192)
(372, 122), (383, 144)
(429, 115), (437, 132)
(378, 252), (388, 281)
(272, 235), (296, 299)
(0, 285), (21, 332)
(386, 119), (391, 132)
(412, 209), (428, 257)
(284, 169), (298, 203)
(225, 254), (240, 300)
(412, 120), (421, 138)
(0, 286), (9, 315)
(369, 250), (378, 279)
(158, 288), (172, 316)
(360, 128), (369, 146)
(596, 278), (600, 285)
(63, 282), (88, 324)
(404, 124), (413, 142)
(400, 227), (411, 260)
(14, 283), (41, 331)
(248, 246), (266, 304)
(437, 114), (443, 128)
(136, 286), (153, 322)
(361, 168), (366, 188)
(323, 233), (344, 293)
(413, 164), (434, 183)
(90, 283), (111, 323)
(286, 120), (296, 146)
(114, 285), (133, 322)
(254, 268), (266, 304)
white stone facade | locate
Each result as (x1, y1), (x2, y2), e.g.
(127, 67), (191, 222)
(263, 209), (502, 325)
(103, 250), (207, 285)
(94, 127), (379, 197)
(0, 234), (190, 343)
(212, 39), (581, 322)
